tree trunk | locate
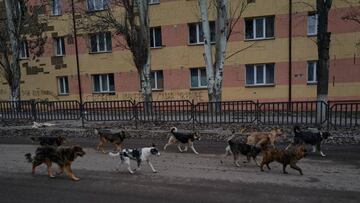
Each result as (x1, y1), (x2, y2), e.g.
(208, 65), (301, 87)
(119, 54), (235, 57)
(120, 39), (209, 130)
(198, 0), (215, 102)
(213, 0), (228, 103)
(4, 0), (21, 102)
(140, 58), (152, 103)
(316, 0), (332, 123)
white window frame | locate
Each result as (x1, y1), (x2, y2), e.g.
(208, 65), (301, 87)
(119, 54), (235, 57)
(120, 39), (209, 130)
(151, 70), (163, 90)
(57, 76), (69, 95)
(90, 32), (111, 53)
(54, 37), (65, 56)
(150, 27), (162, 48)
(188, 22), (215, 45)
(148, 0), (160, 5)
(92, 74), (115, 93)
(245, 16), (274, 40)
(307, 61), (317, 84)
(307, 13), (318, 36)
(246, 64), (275, 86)
(87, 0), (107, 11)
(51, 0), (61, 16)
(19, 41), (29, 59)
(190, 68), (207, 88)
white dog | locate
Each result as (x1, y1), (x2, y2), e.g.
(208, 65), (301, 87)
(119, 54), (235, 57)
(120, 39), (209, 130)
(109, 145), (160, 174)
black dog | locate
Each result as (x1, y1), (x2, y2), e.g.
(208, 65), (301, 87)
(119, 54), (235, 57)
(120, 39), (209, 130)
(163, 127), (201, 154)
(30, 136), (66, 147)
(286, 126), (331, 157)
(225, 135), (261, 167)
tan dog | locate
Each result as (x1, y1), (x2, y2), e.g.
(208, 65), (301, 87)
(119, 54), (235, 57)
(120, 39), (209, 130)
(246, 128), (284, 149)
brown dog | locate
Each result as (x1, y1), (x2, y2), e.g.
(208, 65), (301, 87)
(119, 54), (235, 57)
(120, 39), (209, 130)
(95, 129), (127, 153)
(246, 128), (284, 149)
(260, 145), (307, 175)
(25, 145), (86, 181)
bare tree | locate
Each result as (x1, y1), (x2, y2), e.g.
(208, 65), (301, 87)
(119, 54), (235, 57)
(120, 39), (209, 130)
(342, 0), (360, 47)
(0, 0), (47, 102)
(78, 0), (152, 102)
(198, 0), (249, 102)
(316, 0), (332, 103)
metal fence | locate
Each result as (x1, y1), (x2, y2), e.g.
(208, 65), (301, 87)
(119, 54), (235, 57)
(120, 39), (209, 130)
(1, 99), (359, 127)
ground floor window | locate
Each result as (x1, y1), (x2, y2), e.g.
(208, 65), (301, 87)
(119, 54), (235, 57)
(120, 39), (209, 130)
(246, 63), (274, 86)
(190, 68), (207, 88)
(92, 74), (115, 93)
(151, 70), (164, 90)
(57, 76), (69, 95)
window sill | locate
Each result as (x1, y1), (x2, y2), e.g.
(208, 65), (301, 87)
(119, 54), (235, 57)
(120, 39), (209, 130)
(89, 51), (112, 55)
(245, 84), (275, 88)
(86, 9), (109, 14)
(58, 93), (69, 96)
(53, 55), (65, 57)
(50, 14), (62, 17)
(92, 92), (116, 95)
(149, 3), (160, 5)
(152, 89), (164, 92)
(307, 82), (317, 85)
(150, 46), (163, 49)
(307, 34), (317, 37)
(188, 42), (216, 46)
(190, 87), (207, 90)
(19, 58), (29, 60)
(244, 37), (275, 42)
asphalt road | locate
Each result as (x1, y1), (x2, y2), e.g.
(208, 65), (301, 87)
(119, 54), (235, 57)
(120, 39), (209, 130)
(0, 137), (359, 203)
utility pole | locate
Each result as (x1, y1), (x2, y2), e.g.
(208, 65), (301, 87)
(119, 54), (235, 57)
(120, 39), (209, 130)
(288, 0), (292, 103)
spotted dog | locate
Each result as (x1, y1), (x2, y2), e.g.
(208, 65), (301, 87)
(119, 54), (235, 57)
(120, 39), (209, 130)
(163, 127), (201, 154)
(109, 144), (160, 174)
(286, 126), (331, 157)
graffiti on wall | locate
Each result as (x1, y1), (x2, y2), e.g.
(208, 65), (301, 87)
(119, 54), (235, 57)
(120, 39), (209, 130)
(0, 88), (59, 100)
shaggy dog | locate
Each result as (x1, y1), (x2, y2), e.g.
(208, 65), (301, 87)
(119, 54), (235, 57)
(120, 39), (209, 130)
(246, 128), (285, 149)
(163, 127), (201, 154)
(94, 129), (127, 153)
(286, 126), (331, 157)
(225, 133), (261, 167)
(30, 136), (66, 146)
(260, 145), (307, 175)
(25, 145), (85, 181)
(109, 145), (160, 174)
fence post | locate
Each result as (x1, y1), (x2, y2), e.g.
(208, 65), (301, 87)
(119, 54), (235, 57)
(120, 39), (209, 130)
(192, 99), (195, 131)
(133, 100), (138, 129)
(80, 102), (84, 128)
(326, 101), (331, 130)
(31, 100), (37, 121)
(256, 100), (259, 124)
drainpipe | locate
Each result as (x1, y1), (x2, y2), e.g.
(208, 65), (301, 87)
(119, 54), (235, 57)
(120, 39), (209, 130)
(71, 0), (84, 126)
(288, 0), (292, 103)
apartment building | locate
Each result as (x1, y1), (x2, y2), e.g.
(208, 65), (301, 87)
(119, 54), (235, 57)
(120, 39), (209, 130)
(0, 0), (359, 102)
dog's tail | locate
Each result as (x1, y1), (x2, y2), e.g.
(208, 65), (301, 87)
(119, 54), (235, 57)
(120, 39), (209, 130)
(25, 153), (33, 163)
(170, 127), (178, 133)
(293, 126), (301, 134)
(109, 152), (120, 157)
(94, 129), (99, 136)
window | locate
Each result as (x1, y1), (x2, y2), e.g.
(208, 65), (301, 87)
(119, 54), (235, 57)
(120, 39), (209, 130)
(188, 22), (215, 44)
(57, 76), (69, 95)
(150, 70), (164, 90)
(307, 61), (317, 83)
(190, 68), (207, 88)
(307, 13), (318, 36)
(150, 27), (162, 48)
(245, 16), (274, 40)
(54, 37), (65, 56)
(92, 74), (115, 93)
(246, 64), (274, 85)
(51, 0), (61, 16)
(19, 41), (29, 59)
(90, 32), (112, 53)
(87, 0), (108, 11)
(148, 0), (160, 4)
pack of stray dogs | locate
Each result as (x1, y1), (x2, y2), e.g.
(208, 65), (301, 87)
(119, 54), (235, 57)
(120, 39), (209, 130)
(25, 124), (331, 181)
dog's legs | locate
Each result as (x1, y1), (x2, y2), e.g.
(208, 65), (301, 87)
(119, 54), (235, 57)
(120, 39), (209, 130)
(312, 145), (316, 153)
(115, 143), (123, 152)
(177, 144), (184, 152)
(233, 154), (240, 167)
(147, 160), (157, 173)
(266, 163), (271, 170)
(317, 143), (326, 157)
(183, 145), (188, 152)
(224, 145), (232, 157)
(253, 156), (260, 167)
(285, 143), (292, 150)
(124, 157), (134, 174)
(64, 164), (80, 181)
(45, 160), (55, 178)
(244, 155), (251, 163)
(163, 142), (171, 151)
(290, 163), (303, 175)
(282, 164), (289, 174)
(260, 160), (265, 171)
(32, 160), (42, 176)
(189, 143), (199, 155)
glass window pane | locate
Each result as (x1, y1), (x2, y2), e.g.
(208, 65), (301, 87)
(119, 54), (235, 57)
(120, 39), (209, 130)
(157, 71), (164, 89)
(61, 38), (65, 55)
(108, 74), (114, 91)
(308, 14), (317, 35)
(246, 65), (254, 85)
(256, 65), (264, 84)
(90, 35), (97, 52)
(255, 18), (264, 38)
(191, 69), (198, 87)
(266, 64), (274, 84)
(265, 17), (274, 38)
(198, 24), (204, 43)
(98, 33), (105, 51)
(87, 0), (94, 11)
(150, 72), (156, 88)
(59, 78), (64, 93)
(155, 27), (162, 47)
(189, 24), (197, 44)
(150, 28), (155, 47)
(245, 19), (253, 39)
(93, 75), (100, 92)
(200, 68), (207, 86)
(106, 32), (112, 51)
(308, 62), (314, 82)
(210, 21), (216, 42)
(64, 77), (69, 93)
(101, 75), (109, 91)
(95, 0), (102, 10)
